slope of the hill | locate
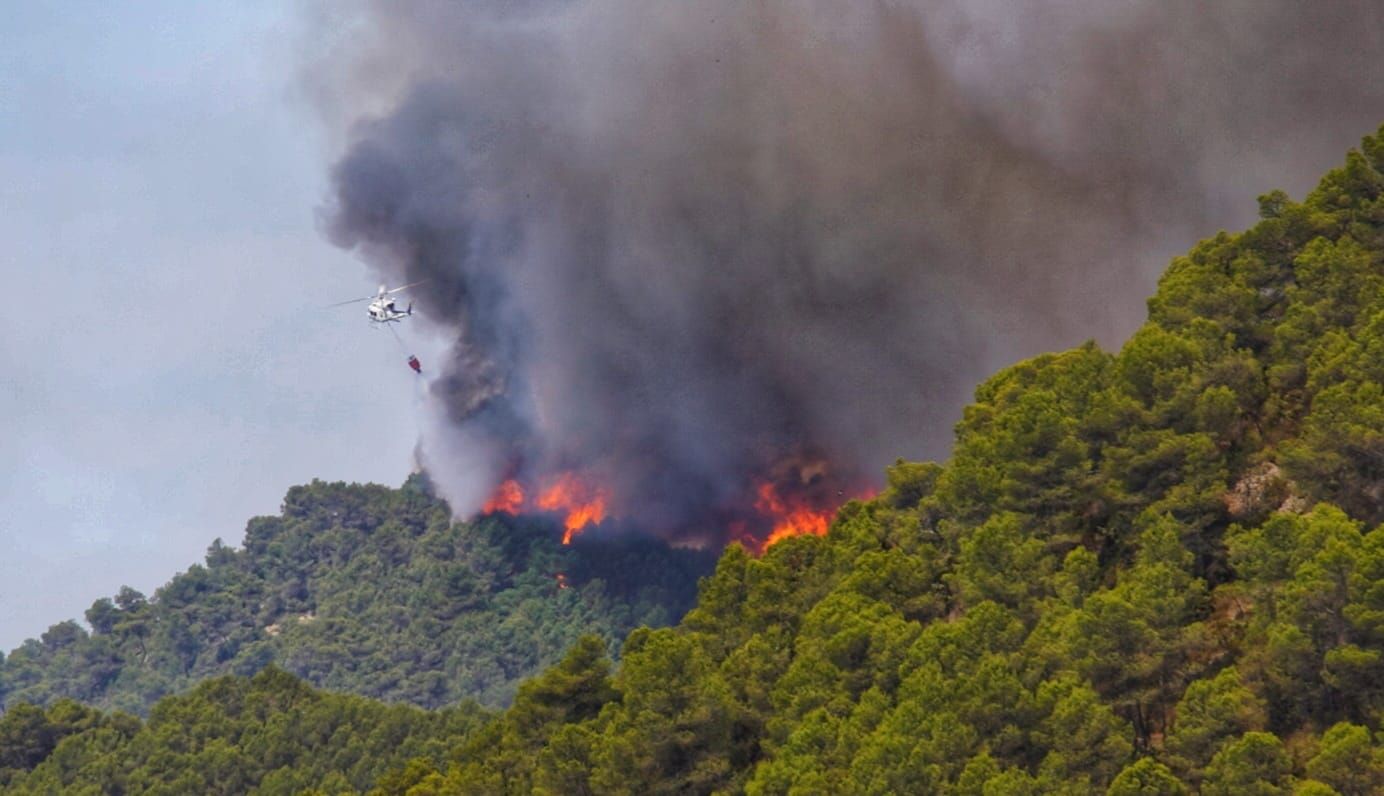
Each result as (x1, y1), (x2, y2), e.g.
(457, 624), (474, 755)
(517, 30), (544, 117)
(0, 665), (488, 794)
(0, 477), (714, 714)
(3, 126), (1382, 795)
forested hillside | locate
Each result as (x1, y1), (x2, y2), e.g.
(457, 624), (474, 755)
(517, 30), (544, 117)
(3, 127), (1382, 794)
(0, 477), (713, 714)
(0, 665), (492, 794)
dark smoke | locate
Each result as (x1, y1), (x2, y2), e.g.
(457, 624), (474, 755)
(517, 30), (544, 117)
(310, 1), (1384, 544)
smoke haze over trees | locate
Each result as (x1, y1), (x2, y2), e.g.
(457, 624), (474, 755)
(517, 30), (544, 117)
(312, 1), (1384, 545)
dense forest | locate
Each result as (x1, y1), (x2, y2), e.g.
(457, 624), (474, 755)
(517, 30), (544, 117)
(0, 478), (713, 714)
(3, 127), (1383, 794)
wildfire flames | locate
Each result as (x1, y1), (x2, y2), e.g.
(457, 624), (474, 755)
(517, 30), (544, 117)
(479, 456), (871, 554)
(752, 480), (833, 553)
(482, 472), (608, 544)
(481, 478), (524, 514)
(536, 473), (609, 544)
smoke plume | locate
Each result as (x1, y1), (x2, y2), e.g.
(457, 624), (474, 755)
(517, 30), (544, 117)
(309, 1), (1384, 545)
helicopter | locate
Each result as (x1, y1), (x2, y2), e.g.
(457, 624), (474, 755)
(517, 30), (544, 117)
(329, 281), (428, 324)
(330, 281), (429, 374)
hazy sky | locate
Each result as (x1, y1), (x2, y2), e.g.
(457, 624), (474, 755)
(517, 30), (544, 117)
(0, 3), (438, 650)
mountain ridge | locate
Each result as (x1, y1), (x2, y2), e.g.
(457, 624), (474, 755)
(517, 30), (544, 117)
(0, 476), (714, 715)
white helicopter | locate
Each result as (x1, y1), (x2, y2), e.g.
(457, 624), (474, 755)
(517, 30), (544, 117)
(329, 281), (428, 324)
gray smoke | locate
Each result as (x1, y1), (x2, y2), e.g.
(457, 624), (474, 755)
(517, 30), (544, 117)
(311, 0), (1384, 543)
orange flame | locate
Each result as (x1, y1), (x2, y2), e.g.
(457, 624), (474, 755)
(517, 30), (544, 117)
(482, 479), (525, 514)
(477, 473), (606, 543)
(753, 480), (832, 552)
(536, 472), (608, 544)
(478, 459), (869, 555)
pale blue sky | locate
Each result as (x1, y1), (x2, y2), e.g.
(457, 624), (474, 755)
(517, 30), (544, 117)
(0, 2), (433, 650)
